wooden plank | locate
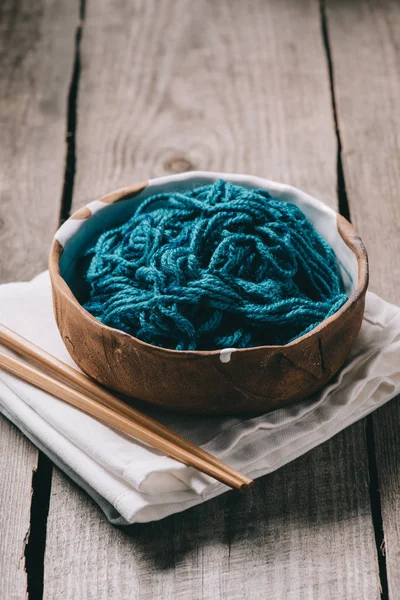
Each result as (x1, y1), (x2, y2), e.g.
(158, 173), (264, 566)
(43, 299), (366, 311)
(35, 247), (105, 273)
(326, 0), (400, 596)
(45, 422), (378, 600)
(0, 419), (37, 598)
(0, 0), (77, 597)
(72, 0), (339, 207)
(43, 0), (380, 598)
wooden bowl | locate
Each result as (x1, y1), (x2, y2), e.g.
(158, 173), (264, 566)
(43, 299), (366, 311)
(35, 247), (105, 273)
(49, 172), (368, 415)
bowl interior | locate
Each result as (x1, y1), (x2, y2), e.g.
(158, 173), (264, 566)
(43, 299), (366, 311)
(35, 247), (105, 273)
(56, 172), (359, 312)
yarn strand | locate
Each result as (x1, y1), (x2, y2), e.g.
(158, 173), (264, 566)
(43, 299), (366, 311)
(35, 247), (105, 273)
(82, 180), (348, 350)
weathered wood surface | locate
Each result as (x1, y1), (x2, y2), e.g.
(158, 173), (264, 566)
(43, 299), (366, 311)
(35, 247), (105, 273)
(0, 419), (37, 599)
(45, 422), (377, 600)
(43, 1), (380, 598)
(0, 0), (77, 597)
(72, 0), (338, 207)
(327, 0), (400, 596)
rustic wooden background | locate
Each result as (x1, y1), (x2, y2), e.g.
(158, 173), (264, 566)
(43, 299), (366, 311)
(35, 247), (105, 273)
(1, 0), (399, 598)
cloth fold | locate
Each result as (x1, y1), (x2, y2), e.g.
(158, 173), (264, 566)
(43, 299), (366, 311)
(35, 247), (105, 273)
(0, 272), (399, 524)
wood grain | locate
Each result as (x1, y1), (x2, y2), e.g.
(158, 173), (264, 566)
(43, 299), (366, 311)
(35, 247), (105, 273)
(43, 0), (381, 598)
(0, 0), (77, 597)
(326, 0), (400, 596)
(0, 0), (77, 282)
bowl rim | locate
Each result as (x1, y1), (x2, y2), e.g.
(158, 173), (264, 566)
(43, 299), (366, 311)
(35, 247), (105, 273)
(49, 176), (369, 358)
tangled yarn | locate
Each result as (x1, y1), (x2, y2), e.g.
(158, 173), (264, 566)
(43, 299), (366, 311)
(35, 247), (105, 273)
(82, 179), (348, 350)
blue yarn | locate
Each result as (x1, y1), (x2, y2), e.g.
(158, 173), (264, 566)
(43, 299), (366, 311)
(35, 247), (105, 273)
(82, 179), (348, 350)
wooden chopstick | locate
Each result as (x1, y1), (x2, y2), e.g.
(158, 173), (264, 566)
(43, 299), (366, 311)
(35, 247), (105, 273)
(0, 324), (253, 490)
(0, 349), (248, 489)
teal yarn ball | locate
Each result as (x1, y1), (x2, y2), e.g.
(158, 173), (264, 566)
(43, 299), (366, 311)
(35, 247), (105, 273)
(82, 179), (348, 351)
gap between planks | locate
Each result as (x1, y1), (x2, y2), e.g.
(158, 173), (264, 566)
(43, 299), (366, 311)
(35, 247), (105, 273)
(59, 0), (87, 225)
(23, 1), (87, 599)
(24, 454), (53, 600)
(319, 1), (388, 597)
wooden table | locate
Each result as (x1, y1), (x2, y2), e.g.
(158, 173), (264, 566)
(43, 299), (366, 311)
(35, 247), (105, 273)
(1, 1), (399, 598)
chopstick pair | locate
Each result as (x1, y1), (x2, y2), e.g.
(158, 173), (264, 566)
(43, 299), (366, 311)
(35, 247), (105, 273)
(0, 324), (253, 491)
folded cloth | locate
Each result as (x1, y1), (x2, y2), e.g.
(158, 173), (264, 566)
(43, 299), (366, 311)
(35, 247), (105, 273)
(0, 272), (399, 524)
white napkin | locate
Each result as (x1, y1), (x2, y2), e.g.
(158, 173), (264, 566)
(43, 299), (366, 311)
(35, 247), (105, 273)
(1, 272), (399, 524)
